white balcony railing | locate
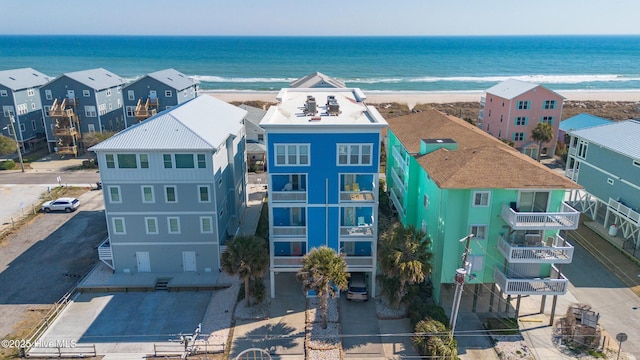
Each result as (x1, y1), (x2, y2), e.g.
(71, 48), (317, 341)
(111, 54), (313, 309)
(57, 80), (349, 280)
(608, 198), (640, 225)
(391, 166), (406, 193)
(480, 96), (486, 106)
(98, 238), (114, 270)
(340, 225), (374, 237)
(272, 226), (307, 237)
(501, 202), (580, 230)
(272, 256), (303, 267)
(497, 234), (574, 264)
(339, 190), (375, 202)
(565, 169), (579, 181)
(478, 110), (484, 121)
(389, 186), (404, 216)
(344, 256), (374, 268)
(271, 191), (307, 202)
(494, 266), (568, 296)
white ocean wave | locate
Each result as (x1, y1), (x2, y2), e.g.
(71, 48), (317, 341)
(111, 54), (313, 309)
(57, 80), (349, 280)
(192, 75), (297, 83)
(405, 74), (640, 84)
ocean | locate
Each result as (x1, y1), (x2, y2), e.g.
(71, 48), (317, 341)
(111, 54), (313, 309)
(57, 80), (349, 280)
(1, 35), (640, 92)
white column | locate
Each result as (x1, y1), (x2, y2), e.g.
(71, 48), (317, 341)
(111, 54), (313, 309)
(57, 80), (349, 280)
(270, 271), (275, 299)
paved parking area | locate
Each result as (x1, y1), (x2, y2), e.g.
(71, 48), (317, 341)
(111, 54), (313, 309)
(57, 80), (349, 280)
(29, 291), (212, 357)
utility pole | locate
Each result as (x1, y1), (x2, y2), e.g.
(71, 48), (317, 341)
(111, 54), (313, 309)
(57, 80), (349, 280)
(450, 233), (474, 334)
(4, 114), (24, 172)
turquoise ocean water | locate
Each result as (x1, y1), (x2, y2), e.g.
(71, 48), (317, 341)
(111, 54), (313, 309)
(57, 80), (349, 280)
(1, 35), (639, 92)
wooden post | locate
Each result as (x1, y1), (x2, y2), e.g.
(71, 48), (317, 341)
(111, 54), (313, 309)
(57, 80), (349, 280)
(515, 295), (521, 320)
(472, 284), (480, 313)
(540, 295), (546, 314)
(549, 295), (558, 326)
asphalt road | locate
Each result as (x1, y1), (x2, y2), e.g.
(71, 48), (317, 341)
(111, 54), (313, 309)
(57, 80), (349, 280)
(0, 190), (107, 339)
(563, 236), (640, 358)
(0, 169), (100, 185)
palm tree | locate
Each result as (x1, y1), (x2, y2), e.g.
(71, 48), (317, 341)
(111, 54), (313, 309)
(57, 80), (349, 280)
(296, 246), (348, 329)
(221, 235), (269, 307)
(531, 122), (554, 161)
(378, 224), (432, 307)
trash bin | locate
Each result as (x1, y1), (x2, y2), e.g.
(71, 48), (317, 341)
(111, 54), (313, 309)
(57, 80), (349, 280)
(609, 224), (618, 236)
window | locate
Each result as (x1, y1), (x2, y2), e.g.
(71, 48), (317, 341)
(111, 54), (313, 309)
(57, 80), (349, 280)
(167, 217), (181, 234)
(423, 194), (429, 210)
(607, 178), (614, 185)
(473, 191), (490, 207)
(16, 103), (28, 115)
(105, 154), (115, 168)
(197, 154), (206, 168)
(128, 90), (135, 100)
(633, 160), (640, 168)
(198, 185), (210, 202)
(19, 123), (25, 132)
(32, 120), (37, 131)
(175, 154), (194, 168)
(43, 105), (51, 116)
(98, 104), (107, 115)
(337, 144), (373, 165)
(0, 90), (7, 97)
(200, 216), (214, 234)
(108, 186), (121, 203)
(31, 102), (36, 110)
(470, 225), (487, 240)
(165, 90), (172, 97)
(85, 106), (97, 117)
(112, 218), (126, 234)
(513, 132), (525, 142)
(145, 217), (158, 234)
(139, 154), (149, 168)
(27, 88), (35, 96)
(257, 134), (264, 142)
(274, 144), (310, 166)
(2, 106), (14, 117)
(126, 106), (135, 117)
(516, 101), (529, 110)
(109, 103), (112, 110)
(106, 89), (112, 97)
(468, 254), (484, 272)
(141, 186), (155, 203)
(44, 89), (52, 100)
(541, 116), (554, 125)
(165, 186), (177, 203)
(217, 177), (223, 188)
(117, 154), (137, 168)
(577, 140), (588, 159)
(514, 117), (527, 126)
(83, 90), (90, 97)
(163, 154), (173, 168)
(543, 100), (556, 110)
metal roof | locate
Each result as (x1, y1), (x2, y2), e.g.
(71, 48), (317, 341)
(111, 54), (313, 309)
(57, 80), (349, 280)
(63, 68), (125, 91)
(146, 68), (197, 91)
(289, 72), (346, 88)
(238, 104), (266, 134)
(570, 120), (640, 159)
(0, 68), (50, 91)
(90, 95), (246, 151)
(485, 79), (563, 100)
(559, 113), (613, 132)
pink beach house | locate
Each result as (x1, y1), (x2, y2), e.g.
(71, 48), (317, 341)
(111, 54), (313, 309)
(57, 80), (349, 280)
(478, 79), (564, 159)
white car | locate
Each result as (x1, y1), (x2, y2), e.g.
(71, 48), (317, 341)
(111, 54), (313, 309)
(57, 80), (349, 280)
(41, 197), (80, 213)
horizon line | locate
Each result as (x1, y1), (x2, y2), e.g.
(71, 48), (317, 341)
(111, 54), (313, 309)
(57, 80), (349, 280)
(2, 33), (640, 38)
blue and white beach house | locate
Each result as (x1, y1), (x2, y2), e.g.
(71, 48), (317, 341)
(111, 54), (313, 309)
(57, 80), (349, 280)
(261, 87), (388, 298)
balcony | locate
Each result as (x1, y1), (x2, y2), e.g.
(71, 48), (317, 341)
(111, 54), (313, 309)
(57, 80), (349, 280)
(608, 198), (640, 225)
(272, 226), (306, 237)
(501, 202), (580, 230)
(478, 109), (484, 121)
(340, 225), (374, 237)
(392, 145), (408, 168)
(55, 145), (78, 155)
(389, 186), (404, 216)
(390, 166), (406, 192)
(134, 98), (158, 121)
(497, 234), (574, 264)
(480, 96), (486, 107)
(340, 174), (375, 202)
(271, 174), (307, 202)
(272, 190), (307, 202)
(272, 256), (303, 268)
(344, 256), (374, 268)
(53, 126), (78, 137)
(565, 168), (579, 181)
(494, 266), (568, 296)
(49, 98), (76, 118)
(98, 238), (114, 270)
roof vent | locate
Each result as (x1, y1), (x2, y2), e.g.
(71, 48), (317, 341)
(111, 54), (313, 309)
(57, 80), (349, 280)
(105, 74), (112, 77)
(327, 95), (340, 116)
(8, 77), (15, 81)
(88, 77), (95, 81)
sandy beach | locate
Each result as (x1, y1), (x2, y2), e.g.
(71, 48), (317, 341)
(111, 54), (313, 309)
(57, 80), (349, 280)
(207, 90), (640, 108)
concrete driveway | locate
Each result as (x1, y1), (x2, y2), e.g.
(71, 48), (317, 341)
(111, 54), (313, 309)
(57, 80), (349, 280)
(0, 189), (107, 339)
(340, 297), (385, 358)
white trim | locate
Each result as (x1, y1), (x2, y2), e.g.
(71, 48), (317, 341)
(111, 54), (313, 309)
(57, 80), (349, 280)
(108, 185), (122, 204)
(336, 143), (373, 166)
(274, 143), (310, 166)
(200, 216), (214, 234)
(113, 241), (218, 246)
(164, 185), (178, 203)
(198, 185), (211, 203)
(469, 224), (487, 240)
(568, 157), (640, 192)
(112, 217), (126, 234)
(472, 191), (490, 207)
(167, 216), (181, 234)
(144, 217), (159, 235)
(141, 185), (155, 203)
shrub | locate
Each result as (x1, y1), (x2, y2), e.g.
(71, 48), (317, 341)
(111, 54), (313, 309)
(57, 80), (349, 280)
(412, 318), (458, 359)
(0, 160), (16, 170)
(82, 159), (98, 169)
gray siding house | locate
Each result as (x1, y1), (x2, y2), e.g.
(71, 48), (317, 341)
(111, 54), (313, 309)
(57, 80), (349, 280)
(122, 68), (198, 126)
(91, 95), (248, 276)
(40, 68), (126, 156)
(238, 104), (266, 171)
(0, 68), (50, 152)
(565, 119), (640, 249)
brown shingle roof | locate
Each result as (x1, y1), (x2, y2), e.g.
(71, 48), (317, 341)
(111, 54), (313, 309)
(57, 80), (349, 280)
(387, 110), (580, 189)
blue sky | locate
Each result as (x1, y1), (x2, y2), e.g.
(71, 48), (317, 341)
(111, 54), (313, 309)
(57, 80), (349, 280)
(1, 0), (639, 36)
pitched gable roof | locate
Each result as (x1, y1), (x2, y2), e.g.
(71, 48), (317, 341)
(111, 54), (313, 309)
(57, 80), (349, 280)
(0, 68), (50, 91)
(238, 104), (266, 135)
(485, 79), (564, 100)
(63, 68), (125, 91)
(146, 68), (197, 91)
(571, 120), (640, 159)
(289, 72), (346, 88)
(388, 110), (579, 189)
(90, 95), (246, 151)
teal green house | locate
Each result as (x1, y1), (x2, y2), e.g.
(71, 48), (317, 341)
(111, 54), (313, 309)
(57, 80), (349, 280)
(386, 110), (581, 310)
